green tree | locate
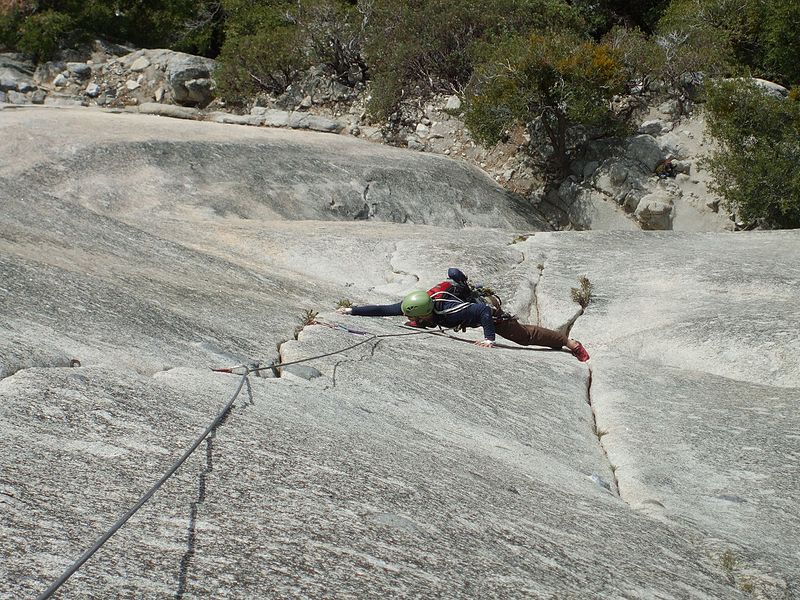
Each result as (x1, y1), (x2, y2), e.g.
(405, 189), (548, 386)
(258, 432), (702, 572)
(704, 79), (800, 228)
(651, 1), (734, 111)
(603, 25), (663, 108)
(465, 32), (627, 176)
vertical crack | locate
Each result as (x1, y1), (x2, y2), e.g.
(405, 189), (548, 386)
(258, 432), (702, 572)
(586, 368), (623, 501)
(387, 244), (419, 286)
(175, 378), (249, 598)
(532, 261), (544, 326)
(363, 181), (371, 203)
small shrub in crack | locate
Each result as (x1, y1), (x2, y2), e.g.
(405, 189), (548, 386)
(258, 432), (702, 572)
(571, 275), (593, 309)
(720, 550), (737, 574)
(335, 299), (353, 308)
(738, 578), (755, 594)
(511, 234), (529, 244)
(596, 428), (608, 441)
(294, 309), (319, 339)
(537, 263), (544, 272)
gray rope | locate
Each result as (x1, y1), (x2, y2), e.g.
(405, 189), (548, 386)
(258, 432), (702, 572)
(248, 327), (430, 375)
(37, 371), (251, 600)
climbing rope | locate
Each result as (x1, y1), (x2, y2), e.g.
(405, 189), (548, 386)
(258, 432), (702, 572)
(211, 322), (428, 376)
(36, 323), (430, 599)
(36, 371), (251, 600)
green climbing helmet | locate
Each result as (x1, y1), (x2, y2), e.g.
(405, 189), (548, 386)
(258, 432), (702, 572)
(401, 290), (434, 318)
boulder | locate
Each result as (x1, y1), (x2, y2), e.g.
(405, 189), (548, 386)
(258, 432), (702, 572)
(138, 102), (199, 120)
(751, 78), (788, 98)
(165, 53), (217, 107)
(6, 90), (30, 104)
(130, 56), (151, 72)
(625, 135), (665, 172)
(552, 178), (640, 230)
(406, 135), (425, 151)
(66, 62), (92, 78)
(637, 119), (667, 135)
(0, 55), (35, 92)
(591, 159), (650, 202)
(33, 60), (66, 85)
(634, 191), (674, 229)
(207, 112), (265, 126)
(287, 112), (344, 133)
(657, 132), (691, 160)
(444, 95), (462, 111)
(674, 160), (692, 175)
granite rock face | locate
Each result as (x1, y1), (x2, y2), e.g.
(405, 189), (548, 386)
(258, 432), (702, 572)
(1, 107), (798, 599)
(0, 107), (548, 231)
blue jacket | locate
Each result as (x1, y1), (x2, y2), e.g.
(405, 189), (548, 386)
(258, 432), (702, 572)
(351, 301), (496, 341)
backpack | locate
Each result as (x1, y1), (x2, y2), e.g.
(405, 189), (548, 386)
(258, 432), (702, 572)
(427, 268), (509, 320)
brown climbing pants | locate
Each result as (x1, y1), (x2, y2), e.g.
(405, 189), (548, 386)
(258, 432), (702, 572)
(494, 318), (569, 349)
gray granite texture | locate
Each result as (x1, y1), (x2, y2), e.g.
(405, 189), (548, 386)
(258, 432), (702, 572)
(0, 106), (549, 231)
(1, 107), (798, 599)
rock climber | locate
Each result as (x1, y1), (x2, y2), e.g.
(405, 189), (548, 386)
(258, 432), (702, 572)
(337, 268), (590, 362)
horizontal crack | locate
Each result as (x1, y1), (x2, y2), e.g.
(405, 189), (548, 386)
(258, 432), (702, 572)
(0, 356), (81, 381)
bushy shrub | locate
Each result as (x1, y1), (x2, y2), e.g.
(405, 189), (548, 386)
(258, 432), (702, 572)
(298, 0), (365, 82)
(363, 0), (583, 119)
(0, 4), (26, 51)
(570, 0), (671, 37)
(603, 26), (664, 104)
(759, 0), (800, 85)
(704, 79), (800, 229)
(215, 0), (307, 102)
(656, 0), (799, 88)
(651, 2), (734, 110)
(2, 0), (224, 59)
(17, 9), (74, 61)
(216, 0), (364, 103)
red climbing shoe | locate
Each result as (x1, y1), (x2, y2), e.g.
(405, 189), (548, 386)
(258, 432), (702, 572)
(571, 342), (590, 362)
